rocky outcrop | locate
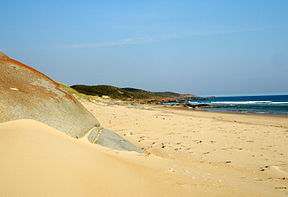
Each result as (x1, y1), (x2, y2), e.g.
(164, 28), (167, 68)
(171, 103), (212, 109)
(0, 52), (143, 153)
(184, 103), (212, 108)
(0, 51), (9, 59)
(0, 52), (99, 138)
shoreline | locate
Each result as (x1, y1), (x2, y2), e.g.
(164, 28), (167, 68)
(82, 99), (288, 196)
(160, 104), (288, 117)
(0, 97), (287, 196)
(158, 103), (288, 117)
(153, 104), (288, 129)
(159, 94), (288, 117)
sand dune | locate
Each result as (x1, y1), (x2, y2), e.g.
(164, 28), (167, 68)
(0, 119), (196, 197)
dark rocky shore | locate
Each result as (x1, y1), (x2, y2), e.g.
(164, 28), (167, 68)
(169, 103), (212, 109)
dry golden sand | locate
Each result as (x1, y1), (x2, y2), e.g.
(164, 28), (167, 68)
(0, 119), (195, 197)
(84, 102), (288, 197)
(0, 101), (287, 196)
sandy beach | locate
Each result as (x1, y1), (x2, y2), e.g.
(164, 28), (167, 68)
(83, 101), (288, 196)
(0, 99), (287, 196)
(1, 1), (287, 196)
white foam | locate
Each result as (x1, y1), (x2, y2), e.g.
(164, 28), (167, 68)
(210, 101), (288, 105)
(188, 101), (200, 104)
(212, 101), (266, 104)
(271, 102), (288, 104)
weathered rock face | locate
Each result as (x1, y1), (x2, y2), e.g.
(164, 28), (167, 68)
(0, 52), (143, 153)
(88, 128), (143, 152)
(0, 52), (100, 138)
(0, 51), (9, 59)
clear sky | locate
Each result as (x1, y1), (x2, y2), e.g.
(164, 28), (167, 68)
(1, 0), (288, 96)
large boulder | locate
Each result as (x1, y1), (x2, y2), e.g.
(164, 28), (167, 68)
(0, 52), (143, 153)
(0, 52), (99, 138)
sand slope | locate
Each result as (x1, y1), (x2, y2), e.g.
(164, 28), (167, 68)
(0, 119), (195, 197)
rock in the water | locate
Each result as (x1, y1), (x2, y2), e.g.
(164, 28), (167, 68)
(176, 103), (212, 109)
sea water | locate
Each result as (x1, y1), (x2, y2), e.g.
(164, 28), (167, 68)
(169, 95), (288, 115)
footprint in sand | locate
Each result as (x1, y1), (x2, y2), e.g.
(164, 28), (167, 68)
(261, 164), (288, 179)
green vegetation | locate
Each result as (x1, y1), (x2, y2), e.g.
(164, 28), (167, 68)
(70, 85), (133, 100)
(70, 85), (194, 100)
(57, 82), (96, 102)
(57, 82), (80, 95)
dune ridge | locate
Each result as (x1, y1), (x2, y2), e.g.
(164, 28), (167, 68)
(0, 119), (198, 197)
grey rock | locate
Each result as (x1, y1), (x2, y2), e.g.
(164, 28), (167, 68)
(0, 54), (143, 153)
(0, 56), (99, 138)
(89, 128), (144, 153)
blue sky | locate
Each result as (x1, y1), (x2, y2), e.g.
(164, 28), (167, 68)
(1, 0), (288, 96)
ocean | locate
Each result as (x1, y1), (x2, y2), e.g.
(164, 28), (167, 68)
(166, 95), (288, 115)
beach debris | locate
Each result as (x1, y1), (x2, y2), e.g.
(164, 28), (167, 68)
(196, 140), (202, 144)
(225, 160), (232, 164)
(275, 186), (287, 190)
(10, 87), (18, 91)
